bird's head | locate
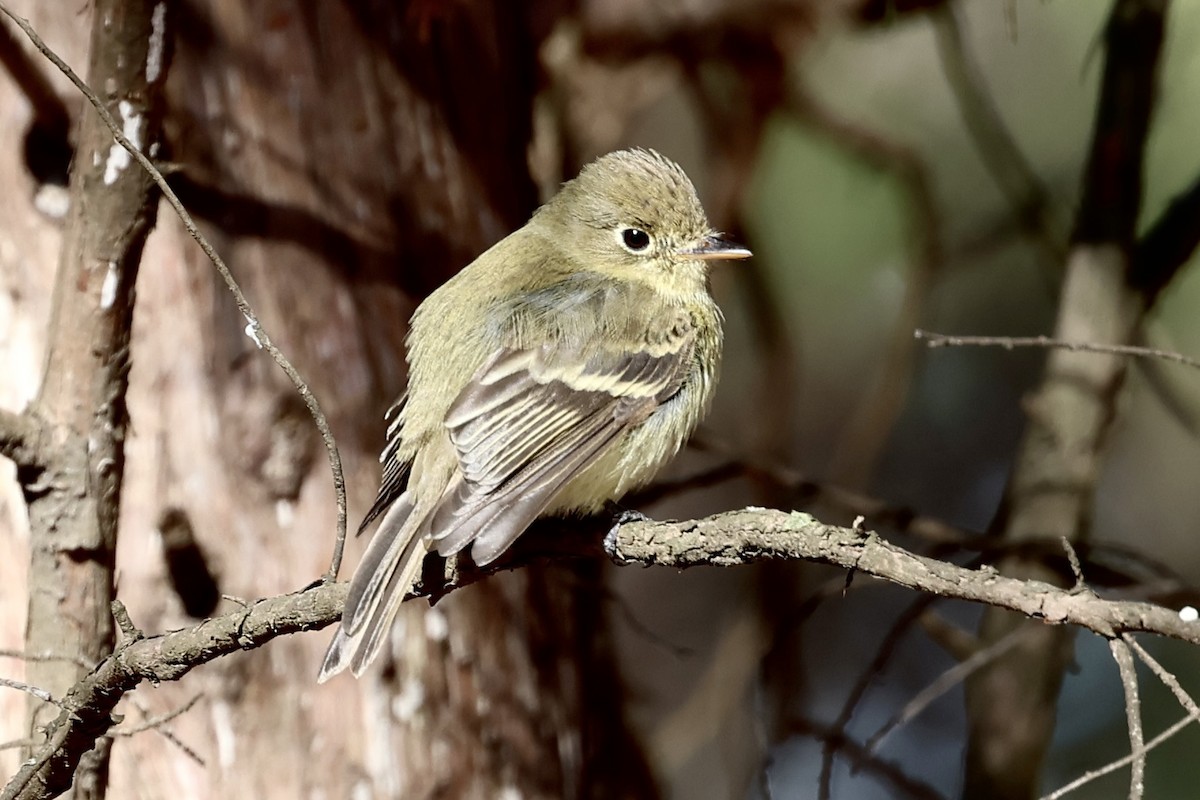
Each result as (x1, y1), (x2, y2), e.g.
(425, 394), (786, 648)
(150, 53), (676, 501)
(535, 149), (751, 294)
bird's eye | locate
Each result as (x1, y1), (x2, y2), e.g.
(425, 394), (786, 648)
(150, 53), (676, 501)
(619, 228), (652, 253)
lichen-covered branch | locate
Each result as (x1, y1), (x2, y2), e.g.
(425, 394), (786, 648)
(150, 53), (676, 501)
(8, 508), (1200, 800)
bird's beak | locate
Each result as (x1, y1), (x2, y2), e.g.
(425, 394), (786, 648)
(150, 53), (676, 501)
(678, 235), (753, 261)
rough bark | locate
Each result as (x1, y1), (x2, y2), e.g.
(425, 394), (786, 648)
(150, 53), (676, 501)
(21, 2), (171, 798)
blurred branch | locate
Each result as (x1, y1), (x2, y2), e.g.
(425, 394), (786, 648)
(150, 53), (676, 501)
(932, 2), (1066, 261)
(1074, 0), (1165, 248)
(787, 83), (944, 488)
(964, 2), (1171, 797)
(916, 328), (1200, 370)
(856, 0), (950, 25)
(1133, 173), (1200, 304)
(792, 717), (947, 800)
(818, 594), (938, 800)
(865, 626), (1030, 755)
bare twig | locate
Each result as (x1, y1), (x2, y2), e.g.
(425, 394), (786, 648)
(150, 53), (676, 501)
(111, 694), (201, 737)
(1109, 638), (1145, 800)
(0, 1), (349, 581)
(0, 650), (93, 670)
(1134, 173), (1200, 303)
(1123, 634), (1200, 716)
(1039, 709), (1197, 799)
(0, 677), (66, 712)
(916, 329), (1200, 370)
(1040, 635), (1200, 800)
(865, 626), (1031, 754)
(791, 717), (948, 800)
(819, 594), (938, 800)
(115, 694), (207, 767)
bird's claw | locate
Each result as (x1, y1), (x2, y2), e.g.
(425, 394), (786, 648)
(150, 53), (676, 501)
(604, 508), (652, 557)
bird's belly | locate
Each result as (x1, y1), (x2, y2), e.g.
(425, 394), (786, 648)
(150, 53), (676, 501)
(546, 389), (701, 515)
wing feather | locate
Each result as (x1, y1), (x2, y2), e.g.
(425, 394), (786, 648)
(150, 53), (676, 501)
(358, 392), (411, 534)
(428, 332), (693, 562)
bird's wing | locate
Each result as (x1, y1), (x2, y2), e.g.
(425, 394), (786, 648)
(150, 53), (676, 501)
(430, 335), (694, 564)
(357, 391), (410, 534)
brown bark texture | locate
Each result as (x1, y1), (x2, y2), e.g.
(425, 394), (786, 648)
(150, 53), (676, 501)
(20, 1), (170, 797)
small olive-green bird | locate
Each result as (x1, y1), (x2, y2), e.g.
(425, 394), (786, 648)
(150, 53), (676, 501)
(319, 148), (750, 681)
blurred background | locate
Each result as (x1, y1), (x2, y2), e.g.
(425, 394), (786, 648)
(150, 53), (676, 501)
(2, 0), (1200, 798)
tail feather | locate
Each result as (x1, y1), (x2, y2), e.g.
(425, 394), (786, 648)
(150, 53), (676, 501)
(318, 493), (430, 682)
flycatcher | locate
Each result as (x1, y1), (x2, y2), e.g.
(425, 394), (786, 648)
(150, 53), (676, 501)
(320, 148), (750, 681)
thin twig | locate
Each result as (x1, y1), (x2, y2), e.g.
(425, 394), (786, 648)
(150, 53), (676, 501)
(1123, 634), (1200, 717)
(1040, 710), (1199, 799)
(865, 626), (1031, 754)
(819, 594), (938, 799)
(792, 718), (948, 800)
(117, 694), (206, 767)
(0, 1), (349, 581)
(0, 677), (66, 712)
(915, 329), (1200, 371)
(111, 694), (202, 737)
(1062, 537), (1086, 590)
(0, 649), (93, 669)
(1108, 638), (1145, 800)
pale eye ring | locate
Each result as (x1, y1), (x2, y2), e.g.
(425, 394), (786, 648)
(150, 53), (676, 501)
(619, 227), (652, 253)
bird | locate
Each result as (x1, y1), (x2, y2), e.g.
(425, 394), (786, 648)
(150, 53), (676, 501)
(319, 148), (751, 681)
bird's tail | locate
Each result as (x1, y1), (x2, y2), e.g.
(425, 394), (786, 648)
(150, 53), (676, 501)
(318, 493), (431, 682)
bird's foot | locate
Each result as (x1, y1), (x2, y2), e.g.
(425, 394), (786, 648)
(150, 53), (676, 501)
(604, 507), (652, 559)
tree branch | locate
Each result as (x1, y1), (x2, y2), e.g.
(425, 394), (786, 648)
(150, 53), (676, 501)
(963, 2), (1172, 796)
(10, 507), (1200, 799)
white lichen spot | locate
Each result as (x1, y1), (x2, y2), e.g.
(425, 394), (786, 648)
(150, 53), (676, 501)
(391, 677), (425, 721)
(243, 314), (263, 348)
(99, 261), (119, 309)
(1180, 606), (1198, 623)
(423, 606), (449, 642)
(497, 787), (523, 800)
(146, 3), (167, 82)
(275, 499), (295, 528)
(103, 100), (144, 185)
(350, 781), (371, 800)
